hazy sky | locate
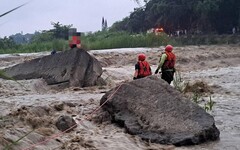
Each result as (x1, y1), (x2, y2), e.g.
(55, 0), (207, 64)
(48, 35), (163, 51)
(0, 0), (143, 37)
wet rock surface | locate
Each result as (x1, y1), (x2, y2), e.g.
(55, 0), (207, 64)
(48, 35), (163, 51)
(3, 48), (103, 87)
(55, 115), (77, 132)
(100, 76), (220, 146)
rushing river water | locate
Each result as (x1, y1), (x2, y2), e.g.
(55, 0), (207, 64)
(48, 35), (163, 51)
(0, 51), (240, 150)
(178, 66), (240, 150)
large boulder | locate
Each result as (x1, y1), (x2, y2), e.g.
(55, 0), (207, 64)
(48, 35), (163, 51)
(100, 76), (220, 146)
(3, 48), (103, 87)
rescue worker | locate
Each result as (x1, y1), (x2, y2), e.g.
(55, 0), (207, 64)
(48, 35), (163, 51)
(155, 45), (176, 84)
(69, 38), (81, 49)
(133, 53), (152, 80)
(69, 32), (81, 49)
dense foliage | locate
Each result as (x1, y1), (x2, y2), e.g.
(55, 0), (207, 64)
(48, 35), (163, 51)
(110, 0), (240, 34)
(0, 22), (70, 54)
(1, 0), (240, 54)
(81, 31), (171, 50)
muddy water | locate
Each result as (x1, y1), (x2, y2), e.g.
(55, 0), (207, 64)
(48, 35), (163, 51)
(103, 65), (240, 150)
(178, 66), (240, 150)
(1, 50), (240, 149)
(1, 66), (240, 150)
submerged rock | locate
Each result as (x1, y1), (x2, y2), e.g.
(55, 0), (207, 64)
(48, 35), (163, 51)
(55, 115), (77, 132)
(3, 48), (103, 87)
(100, 76), (220, 146)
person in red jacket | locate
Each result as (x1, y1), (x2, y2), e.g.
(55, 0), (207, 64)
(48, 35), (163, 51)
(133, 53), (152, 80)
(155, 45), (176, 84)
(69, 32), (81, 49)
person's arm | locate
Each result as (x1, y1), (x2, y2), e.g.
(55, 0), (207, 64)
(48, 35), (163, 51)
(155, 54), (167, 73)
(133, 63), (139, 79)
(134, 70), (138, 78)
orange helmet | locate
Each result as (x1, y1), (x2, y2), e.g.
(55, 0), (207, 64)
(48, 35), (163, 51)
(165, 45), (173, 52)
(138, 53), (146, 61)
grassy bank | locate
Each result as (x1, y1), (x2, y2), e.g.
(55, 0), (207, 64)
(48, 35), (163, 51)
(1, 32), (239, 54)
(0, 39), (68, 54)
(81, 31), (172, 50)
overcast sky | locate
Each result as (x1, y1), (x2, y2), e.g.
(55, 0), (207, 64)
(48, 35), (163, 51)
(0, 0), (143, 37)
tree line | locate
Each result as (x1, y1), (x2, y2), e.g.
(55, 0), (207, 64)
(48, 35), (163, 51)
(110, 0), (240, 34)
(1, 0), (240, 52)
(0, 22), (71, 53)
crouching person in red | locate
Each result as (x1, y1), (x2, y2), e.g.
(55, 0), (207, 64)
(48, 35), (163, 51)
(133, 53), (152, 80)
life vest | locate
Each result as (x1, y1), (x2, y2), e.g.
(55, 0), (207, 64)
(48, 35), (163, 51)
(162, 51), (176, 70)
(138, 61), (151, 77)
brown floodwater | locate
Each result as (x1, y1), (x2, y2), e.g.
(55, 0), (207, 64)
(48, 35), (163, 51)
(178, 66), (240, 150)
(0, 50), (240, 150)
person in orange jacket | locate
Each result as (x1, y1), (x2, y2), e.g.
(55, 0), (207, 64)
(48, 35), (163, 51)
(133, 53), (152, 80)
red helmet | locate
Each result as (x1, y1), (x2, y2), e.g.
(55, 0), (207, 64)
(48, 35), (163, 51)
(165, 45), (173, 52)
(138, 53), (146, 61)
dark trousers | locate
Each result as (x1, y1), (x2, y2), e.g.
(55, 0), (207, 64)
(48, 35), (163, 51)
(161, 71), (174, 84)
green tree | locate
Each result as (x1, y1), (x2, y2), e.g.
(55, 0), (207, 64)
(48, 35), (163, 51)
(0, 36), (16, 49)
(110, 17), (130, 32)
(111, 0), (240, 34)
(128, 7), (146, 33)
(49, 22), (72, 40)
(31, 31), (54, 43)
(210, 0), (240, 34)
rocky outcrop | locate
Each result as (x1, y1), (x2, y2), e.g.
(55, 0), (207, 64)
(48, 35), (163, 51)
(3, 48), (103, 87)
(100, 76), (220, 146)
(55, 115), (77, 132)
